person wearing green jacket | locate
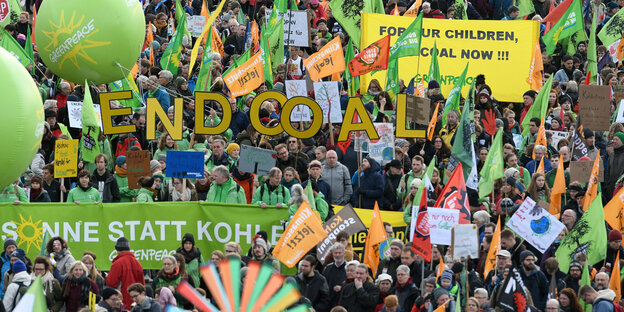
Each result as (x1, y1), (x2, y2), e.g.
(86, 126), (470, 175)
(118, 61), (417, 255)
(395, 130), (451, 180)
(176, 233), (203, 287)
(287, 184), (328, 221)
(134, 177), (155, 202)
(253, 167), (291, 208)
(67, 170), (101, 204)
(396, 156), (426, 202)
(153, 132), (178, 161)
(114, 156), (139, 202)
(205, 165), (247, 204)
(0, 181), (28, 203)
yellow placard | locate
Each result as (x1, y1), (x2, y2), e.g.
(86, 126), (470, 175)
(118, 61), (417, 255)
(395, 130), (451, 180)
(360, 14), (539, 102)
(54, 140), (79, 178)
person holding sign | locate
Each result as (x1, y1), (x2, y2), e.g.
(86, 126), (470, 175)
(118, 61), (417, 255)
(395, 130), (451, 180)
(0, 180), (28, 204)
(67, 170), (101, 204)
(114, 156), (139, 202)
(253, 167), (291, 208)
(205, 165), (247, 204)
(134, 177), (155, 202)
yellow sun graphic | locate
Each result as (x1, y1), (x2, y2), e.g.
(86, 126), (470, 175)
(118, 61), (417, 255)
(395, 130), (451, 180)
(41, 11), (84, 53)
(11, 215), (45, 253)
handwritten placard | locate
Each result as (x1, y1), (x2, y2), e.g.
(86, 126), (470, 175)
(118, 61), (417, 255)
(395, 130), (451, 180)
(314, 81), (342, 123)
(546, 130), (569, 147)
(451, 224), (479, 260)
(427, 208), (459, 246)
(404, 95), (430, 125)
(126, 150), (151, 189)
(265, 9), (311, 47)
(54, 140), (79, 178)
(506, 197), (565, 253)
(285, 80), (311, 122)
(570, 160), (604, 183)
(579, 85), (611, 131)
(67, 101), (103, 130)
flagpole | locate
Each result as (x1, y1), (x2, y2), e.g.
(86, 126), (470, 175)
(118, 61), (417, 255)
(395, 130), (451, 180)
(358, 149), (362, 207)
(283, 0), (293, 84)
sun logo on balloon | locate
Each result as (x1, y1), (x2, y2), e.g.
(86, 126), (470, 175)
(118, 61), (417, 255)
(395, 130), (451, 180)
(11, 214), (45, 253)
(41, 11), (83, 52)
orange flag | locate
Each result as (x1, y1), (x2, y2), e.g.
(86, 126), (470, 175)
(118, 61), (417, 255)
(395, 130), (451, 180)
(427, 103), (440, 141)
(549, 157), (565, 215)
(145, 22), (155, 66)
(348, 35), (391, 77)
(363, 202), (387, 278)
(610, 251), (621, 303)
(433, 302), (448, 312)
(31, 7), (37, 49)
(303, 36), (345, 81)
(272, 201), (327, 267)
(212, 26), (224, 57)
(251, 20), (260, 53)
(404, 0), (422, 16)
(391, 3), (400, 15)
(416, 78), (426, 96)
(526, 40), (544, 91)
(130, 62), (139, 79)
(582, 150), (601, 211)
(223, 51), (265, 98)
(536, 156), (545, 176)
(200, 0), (208, 17)
(484, 216), (501, 279)
(605, 187), (624, 232)
(436, 253), (445, 280)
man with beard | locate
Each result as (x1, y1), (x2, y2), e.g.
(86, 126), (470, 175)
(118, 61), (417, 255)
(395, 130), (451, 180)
(594, 272), (610, 291)
(294, 255), (330, 312)
(382, 160), (404, 211)
(323, 243), (347, 307)
(561, 261), (584, 294)
(377, 239), (404, 282)
(553, 55), (582, 87)
(518, 250), (548, 311)
(439, 110), (459, 147)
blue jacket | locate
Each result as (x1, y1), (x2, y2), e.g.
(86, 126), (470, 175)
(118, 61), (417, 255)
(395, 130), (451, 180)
(489, 0), (512, 20)
(351, 158), (384, 209)
(525, 158), (552, 175)
(519, 268), (549, 310)
(0, 252), (10, 299)
(142, 86), (170, 112)
(230, 110), (250, 139)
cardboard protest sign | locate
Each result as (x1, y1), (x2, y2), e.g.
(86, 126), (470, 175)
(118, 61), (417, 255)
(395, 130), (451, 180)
(265, 10), (310, 47)
(166, 151), (204, 179)
(238, 145), (277, 176)
(506, 197), (565, 253)
(285, 80), (311, 122)
(451, 224), (479, 260)
(223, 52), (264, 98)
(303, 36), (345, 81)
(273, 201), (327, 267)
(612, 85), (624, 109)
(570, 160), (604, 182)
(126, 150), (151, 189)
(314, 81), (342, 123)
(427, 208), (459, 245)
(316, 204), (367, 262)
(54, 140), (79, 178)
(67, 101), (103, 130)
(578, 85), (612, 131)
(404, 95), (430, 125)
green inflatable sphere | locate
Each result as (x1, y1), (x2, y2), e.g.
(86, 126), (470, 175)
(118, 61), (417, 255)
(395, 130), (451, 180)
(35, 0), (145, 84)
(0, 48), (45, 189)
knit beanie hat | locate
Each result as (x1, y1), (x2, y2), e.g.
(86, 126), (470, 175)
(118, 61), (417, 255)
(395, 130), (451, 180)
(441, 269), (453, 282)
(615, 132), (624, 144)
(115, 237), (130, 251)
(519, 250), (534, 262)
(150, 160), (162, 173)
(253, 236), (268, 252)
(115, 156), (126, 167)
(4, 238), (17, 251)
(12, 260), (26, 273)
(10, 249), (26, 262)
(569, 261), (582, 271)
(226, 143), (240, 155)
(102, 287), (119, 300)
(182, 233), (195, 246)
(609, 229), (623, 242)
(433, 287), (449, 301)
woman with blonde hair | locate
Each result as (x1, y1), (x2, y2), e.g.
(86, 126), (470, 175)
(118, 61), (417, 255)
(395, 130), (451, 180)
(62, 262), (99, 312)
(80, 254), (105, 295)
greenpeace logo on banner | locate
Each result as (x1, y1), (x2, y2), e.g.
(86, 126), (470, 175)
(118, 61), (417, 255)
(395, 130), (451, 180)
(109, 249), (176, 262)
(48, 18), (99, 64)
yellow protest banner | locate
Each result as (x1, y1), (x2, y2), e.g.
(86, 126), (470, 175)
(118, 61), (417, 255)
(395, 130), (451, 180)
(303, 36), (346, 82)
(273, 201), (327, 267)
(54, 140), (79, 178)
(223, 52), (265, 98)
(360, 14), (539, 102)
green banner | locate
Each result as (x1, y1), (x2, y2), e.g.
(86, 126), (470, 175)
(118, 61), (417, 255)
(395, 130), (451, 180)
(0, 202), (289, 270)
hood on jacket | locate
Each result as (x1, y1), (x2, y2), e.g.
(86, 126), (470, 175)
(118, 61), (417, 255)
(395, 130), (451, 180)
(365, 157), (381, 174)
(12, 271), (31, 284)
(596, 289), (617, 302)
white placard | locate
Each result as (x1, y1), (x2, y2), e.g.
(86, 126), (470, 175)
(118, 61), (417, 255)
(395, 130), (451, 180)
(617, 99), (624, 123)
(67, 101), (103, 130)
(506, 197), (565, 253)
(313, 81), (342, 123)
(427, 208), (460, 246)
(188, 15), (206, 37)
(285, 80), (311, 122)
(452, 224), (479, 260)
(546, 130), (569, 147)
(265, 10), (310, 47)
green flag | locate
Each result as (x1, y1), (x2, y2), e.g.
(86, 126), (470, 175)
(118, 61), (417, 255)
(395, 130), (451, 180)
(520, 75), (553, 138)
(588, 10), (598, 83)
(195, 31), (215, 93)
(274, 0), (299, 13)
(516, 0), (535, 18)
(25, 26), (34, 74)
(0, 31), (33, 67)
(455, 0), (468, 20)
(441, 63), (469, 127)
(344, 37), (360, 97)
(305, 181), (316, 211)
(428, 40), (441, 83)
(555, 194), (607, 273)
(542, 0), (584, 55)
(598, 8), (624, 47)
(160, 12), (186, 76)
(328, 0), (384, 49)
(0, 0), (21, 32)
(478, 128), (504, 198)
(579, 261), (592, 311)
(109, 74), (143, 108)
(260, 25), (274, 89)
(40, 231), (50, 257)
(13, 275), (47, 312)
(389, 12), (424, 59)
(450, 80), (476, 184)
(266, 18), (284, 73)
(385, 58), (400, 99)
(174, 0), (192, 40)
(223, 49), (251, 77)
(80, 81), (101, 163)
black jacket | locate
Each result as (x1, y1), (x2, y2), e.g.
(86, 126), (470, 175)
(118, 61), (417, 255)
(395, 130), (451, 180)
(519, 268), (549, 310)
(90, 170), (121, 203)
(382, 172), (403, 211)
(294, 271), (331, 312)
(376, 256), (402, 282)
(277, 154), (309, 181)
(351, 158), (384, 209)
(339, 280), (379, 312)
(322, 261), (347, 307)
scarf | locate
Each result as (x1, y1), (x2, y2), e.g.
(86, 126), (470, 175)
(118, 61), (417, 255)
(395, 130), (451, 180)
(79, 184), (91, 192)
(115, 165), (127, 178)
(171, 185), (192, 201)
(53, 248), (68, 260)
(177, 247), (201, 263)
(30, 187), (42, 201)
(62, 275), (92, 305)
(395, 277), (414, 291)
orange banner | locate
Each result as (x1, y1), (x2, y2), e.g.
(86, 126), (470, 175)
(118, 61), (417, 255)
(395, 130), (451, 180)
(272, 201), (327, 268)
(223, 52), (265, 98)
(582, 150), (601, 211)
(348, 35), (390, 77)
(303, 36), (345, 81)
(483, 216), (501, 278)
(363, 202), (387, 277)
(605, 187), (624, 231)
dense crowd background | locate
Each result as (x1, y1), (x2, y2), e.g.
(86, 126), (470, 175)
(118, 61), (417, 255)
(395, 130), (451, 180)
(1, 0), (624, 311)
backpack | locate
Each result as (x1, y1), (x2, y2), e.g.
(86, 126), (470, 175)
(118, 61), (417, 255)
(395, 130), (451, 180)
(12, 281), (30, 308)
(615, 302), (624, 312)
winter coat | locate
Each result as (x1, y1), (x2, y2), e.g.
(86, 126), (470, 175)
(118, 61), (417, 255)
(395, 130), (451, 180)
(205, 177), (247, 204)
(323, 261), (347, 307)
(321, 162), (353, 205)
(519, 268), (549, 310)
(135, 188), (155, 202)
(253, 182), (291, 206)
(351, 158), (384, 209)
(288, 193), (329, 221)
(43, 179), (63, 202)
(607, 145), (624, 199)
(2, 271), (31, 311)
(130, 296), (162, 312)
(0, 184), (28, 203)
(62, 276), (99, 312)
(176, 247), (203, 287)
(394, 282), (419, 311)
(67, 186), (101, 203)
(376, 256), (402, 282)
(106, 251), (145, 310)
(339, 280), (380, 312)
(53, 249), (76, 277)
(382, 173), (402, 211)
(593, 289), (617, 312)
(302, 178), (332, 205)
(91, 170), (121, 203)
(205, 151), (233, 171)
(277, 154), (310, 182)
(232, 169), (255, 204)
(115, 173), (138, 202)
(142, 86), (170, 111)
(31, 189), (52, 202)
(34, 271), (64, 312)
(294, 272), (331, 312)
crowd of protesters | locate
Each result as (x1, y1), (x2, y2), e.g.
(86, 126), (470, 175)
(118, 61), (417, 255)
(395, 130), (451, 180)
(2, 0), (624, 311)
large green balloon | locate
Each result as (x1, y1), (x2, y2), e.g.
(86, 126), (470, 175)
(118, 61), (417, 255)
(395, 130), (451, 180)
(0, 48), (44, 189)
(35, 0), (145, 84)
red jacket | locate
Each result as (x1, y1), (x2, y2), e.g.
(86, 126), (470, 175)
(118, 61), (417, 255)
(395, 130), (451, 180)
(105, 251), (145, 310)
